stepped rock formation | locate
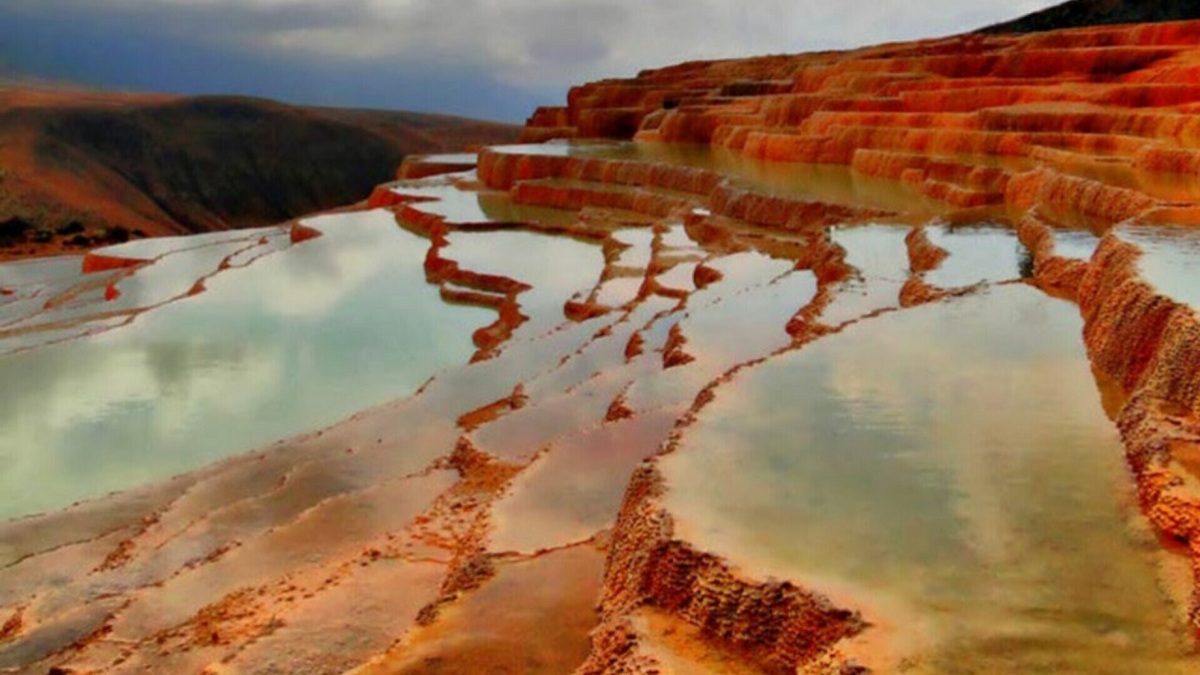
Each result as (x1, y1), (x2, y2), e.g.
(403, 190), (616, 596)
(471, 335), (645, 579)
(4, 15), (1200, 675)
(506, 17), (1200, 670)
(522, 20), (1200, 227)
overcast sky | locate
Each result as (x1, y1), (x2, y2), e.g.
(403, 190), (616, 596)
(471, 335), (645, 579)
(0, 0), (1061, 121)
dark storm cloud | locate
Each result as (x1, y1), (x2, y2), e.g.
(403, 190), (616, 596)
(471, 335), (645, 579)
(0, 0), (1064, 120)
(6, 0), (373, 34)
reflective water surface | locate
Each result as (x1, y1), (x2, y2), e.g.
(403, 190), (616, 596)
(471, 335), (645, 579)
(0, 211), (491, 520)
(2, 138), (1198, 673)
(1117, 224), (1200, 309)
(662, 286), (1196, 672)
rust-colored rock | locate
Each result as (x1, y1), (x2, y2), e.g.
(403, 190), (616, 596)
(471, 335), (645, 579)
(397, 154), (478, 181)
(457, 385), (529, 432)
(661, 324), (696, 369)
(564, 299), (612, 322)
(288, 222), (323, 245)
(1071, 226), (1200, 624)
(580, 466), (866, 674)
(81, 252), (146, 274)
(1078, 236), (1180, 394)
(0, 607), (23, 641)
(692, 263), (725, 289)
(1016, 213), (1089, 298)
(905, 226), (949, 274)
(525, 19), (1200, 227)
(478, 150), (571, 191)
(899, 276), (950, 307)
(625, 331), (646, 361)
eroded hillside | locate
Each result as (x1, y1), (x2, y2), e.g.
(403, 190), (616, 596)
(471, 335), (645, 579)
(0, 88), (519, 261)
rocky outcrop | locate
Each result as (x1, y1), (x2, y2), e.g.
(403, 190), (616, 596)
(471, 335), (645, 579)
(980, 0), (1200, 35)
(1015, 213), (1090, 297)
(1076, 233), (1200, 623)
(580, 465), (866, 674)
(477, 148), (892, 235)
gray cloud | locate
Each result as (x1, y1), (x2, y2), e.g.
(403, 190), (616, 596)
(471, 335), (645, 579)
(1, 0), (1064, 120)
(8, 0), (1063, 89)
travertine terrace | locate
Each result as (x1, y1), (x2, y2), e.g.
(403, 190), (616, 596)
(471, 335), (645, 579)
(4, 18), (1200, 675)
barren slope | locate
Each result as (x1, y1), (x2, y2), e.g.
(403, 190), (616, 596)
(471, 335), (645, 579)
(981, 0), (1200, 34)
(0, 87), (519, 260)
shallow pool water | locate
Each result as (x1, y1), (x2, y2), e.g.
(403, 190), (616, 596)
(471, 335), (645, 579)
(416, 152), (478, 165)
(442, 229), (606, 336)
(924, 224), (1024, 288)
(604, 143), (947, 215)
(1053, 228), (1103, 260)
(1116, 224), (1200, 309)
(0, 210), (491, 520)
(0, 229), (290, 346)
(487, 140), (632, 159)
(383, 175), (585, 232)
(831, 224), (911, 282)
(0, 255), (86, 288)
(662, 285), (1196, 673)
(610, 228), (656, 270)
(654, 261), (699, 293)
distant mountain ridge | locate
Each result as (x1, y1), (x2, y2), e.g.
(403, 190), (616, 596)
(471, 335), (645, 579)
(0, 88), (518, 259)
(980, 0), (1200, 33)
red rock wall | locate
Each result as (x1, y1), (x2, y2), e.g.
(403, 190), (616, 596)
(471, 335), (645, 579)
(1076, 233), (1200, 624)
(579, 465), (865, 674)
(477, 148), (890, 233)
(524, 19), (1200, 228)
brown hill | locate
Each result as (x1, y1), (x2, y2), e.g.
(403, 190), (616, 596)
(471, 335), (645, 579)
(0, 86), (519, 259)
(980, 0), (1200, 34)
